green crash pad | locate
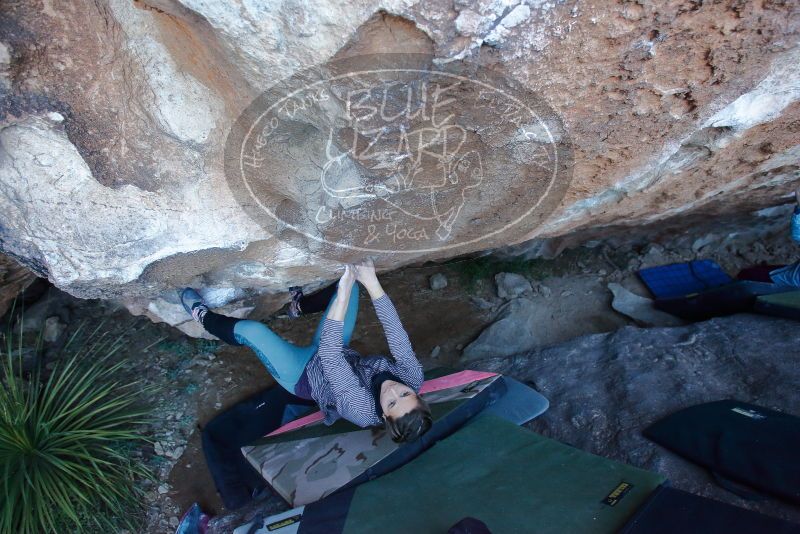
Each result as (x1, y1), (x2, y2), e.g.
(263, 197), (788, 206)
(335, 414), (666, 534)
(755, 290), (800, 321)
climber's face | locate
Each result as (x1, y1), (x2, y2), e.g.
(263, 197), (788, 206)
(379, 379), (419, 419)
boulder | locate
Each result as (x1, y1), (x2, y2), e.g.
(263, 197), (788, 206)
(462, 298), (538, 361)
(0, 1), (798, 334)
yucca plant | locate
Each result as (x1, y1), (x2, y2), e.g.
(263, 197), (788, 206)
(0, 319), (153, 533)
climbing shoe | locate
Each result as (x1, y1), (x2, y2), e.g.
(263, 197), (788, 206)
(180, 287), (208, 323)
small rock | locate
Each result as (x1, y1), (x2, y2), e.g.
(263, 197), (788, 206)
(469, 296), (496, 310)
(166, 446), (185, 460)
(430, 345), (441, 359)
(495, 272), (532, 299)
(532, 283), (552, 298)
(692, 234), (717, 253)
(169, 517), (179, 528)
(157, 484), (169, 495)
(154, 442), (165, 456)
(640, 244), (668, 268)
(608, 283), (684, 327)
(43, 316), (66, 343)
(429, 273), (448, 290)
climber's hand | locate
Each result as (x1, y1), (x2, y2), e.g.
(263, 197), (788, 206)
(354, 258), (378, 286)
(338, 264), (357, 293)
(355, 258), (385, 299)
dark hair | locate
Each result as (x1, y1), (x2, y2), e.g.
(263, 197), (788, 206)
(385, 396), (432, 443)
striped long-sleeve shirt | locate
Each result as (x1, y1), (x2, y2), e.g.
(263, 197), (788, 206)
(299, 294), (424, 427)
(770, 205), (800, 287)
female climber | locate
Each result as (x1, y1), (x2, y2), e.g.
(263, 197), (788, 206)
(179, 259), (432, 443)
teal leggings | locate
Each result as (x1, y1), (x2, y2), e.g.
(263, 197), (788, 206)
(232, 285), (360, 392)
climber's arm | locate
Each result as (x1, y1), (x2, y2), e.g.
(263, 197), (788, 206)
(318, 265), (360, 396)
(355, 259), (423, 391)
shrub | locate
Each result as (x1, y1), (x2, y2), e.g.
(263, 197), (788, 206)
(0, 324), (152, 533)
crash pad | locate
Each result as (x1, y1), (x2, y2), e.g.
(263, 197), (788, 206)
(297, 414), (666, 534)
(202, 387), (316, 509)
(620, 485), (800, 534)
(755, 290), (800, 321)
(654, 280), (786, 321)
(644, 400), (800, 504)
(638, 260), (732, 299)
(233, 506), (306, 534)
(242, 372), (506, 506)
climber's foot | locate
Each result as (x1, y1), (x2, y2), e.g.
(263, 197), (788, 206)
(288, 286), (303, 318)
(180, 288), (208, 323)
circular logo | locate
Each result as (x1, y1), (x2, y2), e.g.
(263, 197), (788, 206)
(224, 54), (572, 260)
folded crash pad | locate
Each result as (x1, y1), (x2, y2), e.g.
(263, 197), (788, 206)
(620, 485), (800, 534)
(242, 371), (506, 506)
(638, 260), (732, 299)
(202, 387), (316, 509)
(654, 280), (787, 321)
(644, 400), (800, 504)
(296, 414), (666, 534)
(755, 290), (800, 321)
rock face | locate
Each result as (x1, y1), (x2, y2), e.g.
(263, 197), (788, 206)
(462, 297), (539, 361)
(0, 1), (799, 331)
(0, 253), (36, 319)
(473, 313), (800, 522)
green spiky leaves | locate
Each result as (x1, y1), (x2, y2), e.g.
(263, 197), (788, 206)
(0, 322), (152, 534)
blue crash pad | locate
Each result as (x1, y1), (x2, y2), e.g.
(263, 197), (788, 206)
(483, 376), (549, 425)
(638, 260), (732, 299)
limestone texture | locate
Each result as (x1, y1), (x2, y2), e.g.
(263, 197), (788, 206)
(0, 1), (799, 332)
